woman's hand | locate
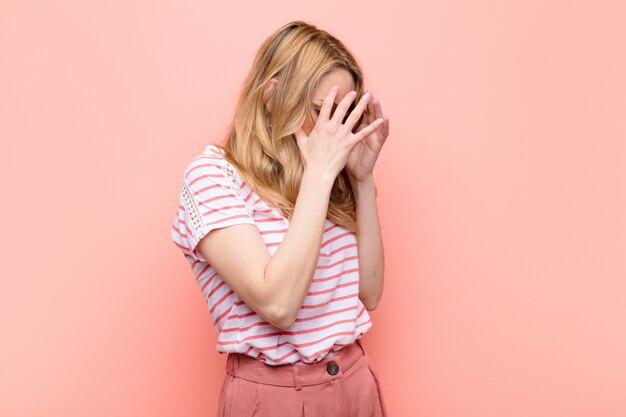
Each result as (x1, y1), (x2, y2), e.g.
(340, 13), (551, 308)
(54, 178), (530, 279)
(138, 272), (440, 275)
(294, 86), (384, 184)
(345, 92), (390, 183)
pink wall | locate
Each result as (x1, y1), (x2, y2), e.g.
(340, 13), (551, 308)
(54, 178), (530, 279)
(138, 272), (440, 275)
(1, 1), (625, 416)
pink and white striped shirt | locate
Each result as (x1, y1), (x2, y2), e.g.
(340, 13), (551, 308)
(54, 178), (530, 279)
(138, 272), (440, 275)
(170, 144), (372, 366)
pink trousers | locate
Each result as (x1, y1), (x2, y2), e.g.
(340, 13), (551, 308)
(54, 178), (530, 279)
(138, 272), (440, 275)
(217, 339), (388, 417)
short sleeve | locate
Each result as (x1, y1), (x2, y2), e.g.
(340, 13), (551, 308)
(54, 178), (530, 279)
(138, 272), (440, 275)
(170, 153), (256, 259)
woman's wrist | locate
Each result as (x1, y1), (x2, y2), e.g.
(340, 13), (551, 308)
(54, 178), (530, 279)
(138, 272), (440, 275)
(302, 168), (337, 190)
(349, 174), (376, 195)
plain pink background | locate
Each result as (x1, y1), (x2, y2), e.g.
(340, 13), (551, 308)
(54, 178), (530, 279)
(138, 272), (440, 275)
(2, 1), (625, 416)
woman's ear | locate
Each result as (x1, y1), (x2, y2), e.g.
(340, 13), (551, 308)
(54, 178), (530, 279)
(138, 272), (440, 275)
(263, 78), (278, 113)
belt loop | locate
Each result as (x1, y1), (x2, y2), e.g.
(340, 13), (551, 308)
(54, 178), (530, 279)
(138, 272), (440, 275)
(292, 365), (302, 391)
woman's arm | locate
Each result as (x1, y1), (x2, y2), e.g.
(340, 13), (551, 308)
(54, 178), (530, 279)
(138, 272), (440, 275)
(198, 168), (334, 331)
(199, 86), (379, 330)
(263, 169), (335, 327)
(350, 174), (385, 310)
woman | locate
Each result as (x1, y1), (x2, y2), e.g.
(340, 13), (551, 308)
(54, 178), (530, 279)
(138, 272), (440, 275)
(171, 20), (390, 416)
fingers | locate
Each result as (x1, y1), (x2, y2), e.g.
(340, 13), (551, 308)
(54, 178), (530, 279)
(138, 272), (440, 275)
(354, 99), (373, 132)
(372, 94), (384, 120)
(366, 96), (375, 124)
(337, 91), (371, 134)
(370, 93), (390, 136)
(329, 90), (357, 128)
(318, 85), (339, 123)
(351, 117), (384, 145)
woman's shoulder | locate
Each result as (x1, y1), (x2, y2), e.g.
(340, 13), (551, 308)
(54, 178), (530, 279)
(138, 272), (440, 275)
(202, 143), (225, 156)
(183, 143), (247, 199)
(183, 144), (229, 177)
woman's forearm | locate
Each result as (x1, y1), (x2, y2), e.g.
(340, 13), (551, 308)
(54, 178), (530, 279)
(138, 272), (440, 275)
(351, 175), (385, 310)
(264, 169), (335, 328)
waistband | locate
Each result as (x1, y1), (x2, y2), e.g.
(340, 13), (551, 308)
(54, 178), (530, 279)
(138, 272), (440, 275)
(225, 339), (367, 390)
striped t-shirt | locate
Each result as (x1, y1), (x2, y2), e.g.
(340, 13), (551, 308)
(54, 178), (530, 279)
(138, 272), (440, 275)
(170, 144), (373, 366)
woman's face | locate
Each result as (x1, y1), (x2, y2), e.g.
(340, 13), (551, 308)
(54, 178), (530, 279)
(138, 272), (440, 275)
(302, 68), (357, 136)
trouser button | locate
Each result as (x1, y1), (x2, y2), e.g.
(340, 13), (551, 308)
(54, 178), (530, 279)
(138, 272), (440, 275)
(326, 361), (339, 375)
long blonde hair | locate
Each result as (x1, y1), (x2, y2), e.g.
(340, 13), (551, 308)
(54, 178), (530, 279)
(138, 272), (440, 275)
(218, 20), (367, 236)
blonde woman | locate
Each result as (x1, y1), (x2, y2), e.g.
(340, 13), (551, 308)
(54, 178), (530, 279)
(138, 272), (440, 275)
(171, 20), (390, 417)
